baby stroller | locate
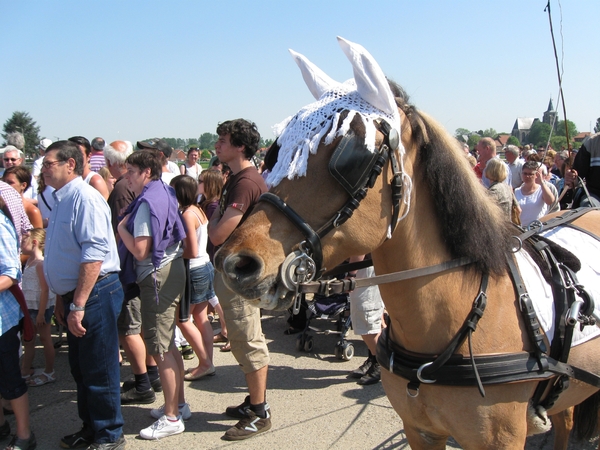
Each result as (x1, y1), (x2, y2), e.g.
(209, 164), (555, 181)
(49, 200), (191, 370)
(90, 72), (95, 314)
(294, 291), (354, 360)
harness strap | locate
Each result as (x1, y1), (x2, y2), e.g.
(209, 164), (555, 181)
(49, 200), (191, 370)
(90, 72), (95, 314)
(377, 330), (600, 388)
(260, 192), (323, 276)
(395, 273), (489, 396)
(515, 206), (599, 243)
(506, 255), (547, 361)
(298, 257), (474, 295)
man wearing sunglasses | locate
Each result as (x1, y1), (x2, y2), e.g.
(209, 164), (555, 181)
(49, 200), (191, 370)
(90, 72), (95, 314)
(2, 146), (23, 168)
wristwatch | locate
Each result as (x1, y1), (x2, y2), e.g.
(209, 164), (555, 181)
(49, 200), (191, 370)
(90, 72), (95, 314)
(69, 303), (85, 312)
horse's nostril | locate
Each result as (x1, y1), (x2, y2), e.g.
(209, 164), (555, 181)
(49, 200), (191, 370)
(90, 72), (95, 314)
(224, 254), (263, 282)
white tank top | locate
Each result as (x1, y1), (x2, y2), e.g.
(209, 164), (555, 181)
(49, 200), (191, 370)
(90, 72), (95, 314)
(188, 209), (210, 269)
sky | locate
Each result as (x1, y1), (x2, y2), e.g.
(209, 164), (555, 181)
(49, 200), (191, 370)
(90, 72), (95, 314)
(1, 0), (598, 147)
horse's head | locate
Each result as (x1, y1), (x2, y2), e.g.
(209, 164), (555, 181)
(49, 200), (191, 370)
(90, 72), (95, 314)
(214, 37), (416, 310)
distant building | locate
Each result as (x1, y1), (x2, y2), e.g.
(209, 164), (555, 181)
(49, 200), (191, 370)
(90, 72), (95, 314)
(511, 118), (538, 144)
(511, 97), (556, 144)
(542, 98), (558, 130)
(574, 132), (591, 143)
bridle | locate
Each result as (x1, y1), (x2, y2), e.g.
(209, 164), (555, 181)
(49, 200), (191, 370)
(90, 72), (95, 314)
(259, 119), (404, 312)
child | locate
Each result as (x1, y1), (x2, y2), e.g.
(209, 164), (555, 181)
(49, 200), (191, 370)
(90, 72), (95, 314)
(20, 228), (56, 386)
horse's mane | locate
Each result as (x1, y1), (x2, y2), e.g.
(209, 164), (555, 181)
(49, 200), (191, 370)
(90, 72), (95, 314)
(389, 81), (513, 275)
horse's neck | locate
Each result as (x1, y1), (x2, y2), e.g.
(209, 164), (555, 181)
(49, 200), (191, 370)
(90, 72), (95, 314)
(372, 191), (481, 353)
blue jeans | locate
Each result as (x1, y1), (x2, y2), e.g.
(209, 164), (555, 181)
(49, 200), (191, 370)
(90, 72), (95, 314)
(64, 273), (124, 443)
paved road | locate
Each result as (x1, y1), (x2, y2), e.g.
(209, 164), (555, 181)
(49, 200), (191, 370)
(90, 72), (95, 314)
(7, 311), (598, 449)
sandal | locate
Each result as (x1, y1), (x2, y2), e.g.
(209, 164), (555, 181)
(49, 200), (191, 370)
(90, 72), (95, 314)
(220, 341), (231, 352)
(213, 332), (228, 343)
(28, 371), (56, 387)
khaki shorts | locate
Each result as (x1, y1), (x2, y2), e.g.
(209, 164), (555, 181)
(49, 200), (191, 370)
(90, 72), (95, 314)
(139, 258), (185, 355)
(349, 266), (384, 336)
(214, 272), (269, 374)
(117, 296), (142, 336)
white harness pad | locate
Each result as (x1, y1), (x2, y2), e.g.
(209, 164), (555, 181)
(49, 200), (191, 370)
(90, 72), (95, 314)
(514, 226), (600, 347)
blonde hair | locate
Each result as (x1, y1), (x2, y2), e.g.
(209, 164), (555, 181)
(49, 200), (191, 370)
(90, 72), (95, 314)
(485, 158), (507, 183)
(27, 228), (46, 252)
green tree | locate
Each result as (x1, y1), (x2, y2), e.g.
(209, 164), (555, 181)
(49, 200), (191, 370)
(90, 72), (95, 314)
(199, 133), (217, 150)
(594, 118), (600, 133)
(2, 111), (41, 158)
(467, 134), (481, 148)
(527, 122), (551, 147)
(454, 128), (470, 141)
(260, 138), (274, 148)
(507, 136), (520, 146)
(482, 128), (497, 138)
(554, 120), (578, 139)
(550, 136), (568, 151)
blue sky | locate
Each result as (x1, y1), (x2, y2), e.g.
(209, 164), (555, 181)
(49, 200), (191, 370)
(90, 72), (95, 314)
(1, 1), (598, 146)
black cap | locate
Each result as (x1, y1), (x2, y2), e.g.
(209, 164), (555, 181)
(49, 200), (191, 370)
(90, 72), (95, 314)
(137, 138), (172, 158)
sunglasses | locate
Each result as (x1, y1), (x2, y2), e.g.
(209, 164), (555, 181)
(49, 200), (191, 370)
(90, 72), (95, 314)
(3, 158), (18, 162)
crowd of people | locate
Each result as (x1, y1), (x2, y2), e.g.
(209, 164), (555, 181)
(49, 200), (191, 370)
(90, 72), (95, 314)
(1, 123), (598, 449)
(0, 120), (277, 449)
(469, 133), (600, 226)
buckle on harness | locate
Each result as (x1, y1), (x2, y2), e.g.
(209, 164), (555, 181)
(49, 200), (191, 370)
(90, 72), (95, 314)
(416, 362), (437, 384)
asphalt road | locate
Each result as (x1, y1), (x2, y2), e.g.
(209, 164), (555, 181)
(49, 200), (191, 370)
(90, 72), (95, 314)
(5, 310), (598, 449)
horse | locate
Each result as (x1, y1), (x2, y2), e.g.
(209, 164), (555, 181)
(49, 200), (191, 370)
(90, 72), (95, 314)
(214, 37), (600, 448)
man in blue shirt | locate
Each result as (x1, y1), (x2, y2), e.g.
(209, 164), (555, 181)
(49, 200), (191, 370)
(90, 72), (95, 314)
(42, 140), (125, 450)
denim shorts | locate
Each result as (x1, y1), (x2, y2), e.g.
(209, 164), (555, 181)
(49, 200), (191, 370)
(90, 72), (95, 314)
(28, 306), (54, 323)
(190, 262), (215, 305)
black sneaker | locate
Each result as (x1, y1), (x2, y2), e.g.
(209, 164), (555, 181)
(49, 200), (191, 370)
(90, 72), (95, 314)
(0, 420), (10, 439)
(348, 356), (373, 379)
(85, 435), (126, 450)
(121, 376), (162, 393)
(120, 386), (155, 404)
(225, 395), (251, 419)
(61, 424), (94, 449)
(222, 408), (272, 441)
(358, 361), (381, 385)
(5, 432), (36, 450)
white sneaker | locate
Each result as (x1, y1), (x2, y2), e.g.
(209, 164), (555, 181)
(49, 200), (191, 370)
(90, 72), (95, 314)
(139, 415), (185, 440)
(150, 403), (192, 421)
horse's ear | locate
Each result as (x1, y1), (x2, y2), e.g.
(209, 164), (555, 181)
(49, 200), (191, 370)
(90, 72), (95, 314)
(289, 49), (340, 100)
(337, 36), (398, 118)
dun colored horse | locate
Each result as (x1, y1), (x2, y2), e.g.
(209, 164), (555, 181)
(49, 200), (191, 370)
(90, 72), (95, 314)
(214, 37), (600, 448)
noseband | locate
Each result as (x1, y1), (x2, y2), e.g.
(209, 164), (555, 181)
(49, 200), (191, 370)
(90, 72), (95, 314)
(259, 120), (403, 311)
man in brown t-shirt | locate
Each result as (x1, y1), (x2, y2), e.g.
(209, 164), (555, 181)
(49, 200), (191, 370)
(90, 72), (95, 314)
(209, 119), (270, 441)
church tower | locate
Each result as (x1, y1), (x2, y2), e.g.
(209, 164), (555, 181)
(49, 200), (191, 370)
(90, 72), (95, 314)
(543, 97), (558, 131)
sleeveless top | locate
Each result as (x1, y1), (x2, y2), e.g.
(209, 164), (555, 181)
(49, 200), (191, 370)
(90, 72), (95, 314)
(22, 259), (56, 310)
(84, 171), (102, 185)
(187, 208), (210, 269)
(183, 163), (202, 179)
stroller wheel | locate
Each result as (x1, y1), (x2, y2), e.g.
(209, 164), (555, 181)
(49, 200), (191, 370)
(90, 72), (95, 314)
(303, 336), (314, 352)
(295, 334), (305, 352)
(341, 342), (354, 361)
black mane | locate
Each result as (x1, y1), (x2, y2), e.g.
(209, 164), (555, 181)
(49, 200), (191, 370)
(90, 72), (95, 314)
(389, 80), (513, 275)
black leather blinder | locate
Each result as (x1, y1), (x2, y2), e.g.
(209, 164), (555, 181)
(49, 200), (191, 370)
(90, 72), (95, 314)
(328, 131), (383, 197)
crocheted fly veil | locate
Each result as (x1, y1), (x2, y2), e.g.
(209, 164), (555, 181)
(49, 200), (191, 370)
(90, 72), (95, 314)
(266, 37), (412, 228)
